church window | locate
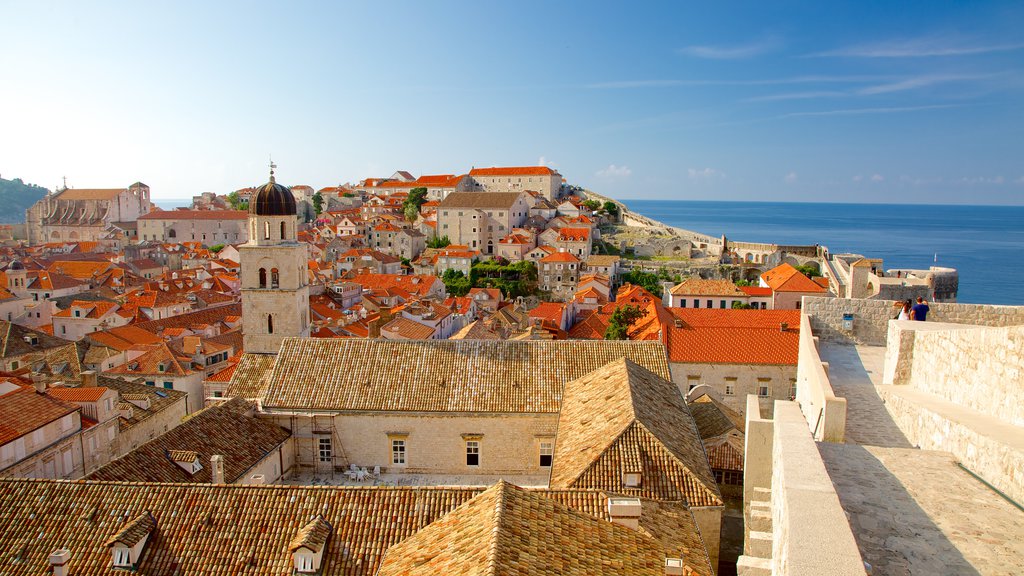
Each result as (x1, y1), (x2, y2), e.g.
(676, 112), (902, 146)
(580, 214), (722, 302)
(168, 229), (176, 238)
(264, 221), (270, 240)
(258, 268), (267, 288)
(271, 268), (279, 289)
(267, 315), (274, 334)
(280, 221), (286, 239)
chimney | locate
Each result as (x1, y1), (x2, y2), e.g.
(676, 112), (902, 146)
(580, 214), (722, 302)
(607, 497), (642, 530)
(211, 455), (225, 484)
(249, 473), (266, 485)
(81, 370), (98, 388)
(780, 322), (789, 332)
(49, 549), (71, 576)
(33, 378), (47, 394)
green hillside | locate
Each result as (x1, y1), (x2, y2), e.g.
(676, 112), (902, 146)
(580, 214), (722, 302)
(0, 176), (49, 223)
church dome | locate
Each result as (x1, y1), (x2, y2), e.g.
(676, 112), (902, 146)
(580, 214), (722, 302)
(7, 260), (24, 271)
(249, 175), (295, 216)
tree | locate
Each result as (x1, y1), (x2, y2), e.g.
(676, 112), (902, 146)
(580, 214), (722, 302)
(732, 301), (755, 310)
(427, 235), (451, 249)
(602, 201), (619, 217)
(403, 187), (428, 222)
(312, 191), (324, 216)
(735, 279), (753, 287)
(469, 260), (538, 299)
(0, 177), (48, 223)
(442, 269), (472, 297)
(226, 191), (248, 211)
(621, 270), (663, 295)
(582, 199), (601, 212)
(794, 263), (820, 278)
(604, 304), (647, 340)
(209, 244), (225, 253)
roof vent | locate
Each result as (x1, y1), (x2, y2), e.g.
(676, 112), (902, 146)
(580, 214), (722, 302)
(211, 454), (225, 484)
(674, 318), (683, 328)
(104, 511), (156, 570)
(780, 322), (789, 332)
(169, 450), (202, 475)
(607, 497), (642, 530)
(622, 471), (642, 488)
(289, 515), (332, 574)
(665, 558), (686, 575)
(23, 335), (38, 346)
(250, 473), (266, 485)
(49, 548), (71, 576)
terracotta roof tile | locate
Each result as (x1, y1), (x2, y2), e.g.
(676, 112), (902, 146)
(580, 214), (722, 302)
(0, 479), (709, 576)
(669, 279), (746, 297)
(666, 309), (800, 365)
(469, 166), (556, 176)
(261, 339), (671, 413)
(760, 263), (827, 293)
(89, 398), (289, 484)
(549, 359), (722, 507)
(47, 386), (111, 403)
(225, 353), (277, 400)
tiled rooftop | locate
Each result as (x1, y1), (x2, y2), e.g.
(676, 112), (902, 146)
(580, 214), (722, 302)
(0, 478), (709, 576)
(550, 359), (722, 507)
(88, 398), (289, 484)
(261, 339), (671, 413)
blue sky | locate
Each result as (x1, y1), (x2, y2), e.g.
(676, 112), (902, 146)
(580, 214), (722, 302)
(2, 0), (1023, 204)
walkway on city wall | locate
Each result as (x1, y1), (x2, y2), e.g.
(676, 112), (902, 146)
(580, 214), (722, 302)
(817, 344), (1024, 575)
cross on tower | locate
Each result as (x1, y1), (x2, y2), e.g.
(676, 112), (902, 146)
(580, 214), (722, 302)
(269, 156), (277, 182)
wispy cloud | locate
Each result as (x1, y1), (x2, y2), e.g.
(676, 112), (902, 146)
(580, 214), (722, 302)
(744, 90), (847, 102)
(1015, 176), (1024, 185)
(857, 74), (989, 95)
(811, 36), (1024, 58)
(960, 175), (1005, 185)
(538, 156), (556, 168)
(781, 104), (961, 118)
(871, 174), (885, 182)
(784, 171), (798, 184)
(678, 37), (780, 60)
(687, 167), (725, 180)
(586, 75), (895, 90)
(596, 164), (632, 178)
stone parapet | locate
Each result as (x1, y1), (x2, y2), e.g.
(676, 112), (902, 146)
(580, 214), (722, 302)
(803, 296), (1024, 346)
(795, 315), (846, 442)
(770, 401), (865, 576)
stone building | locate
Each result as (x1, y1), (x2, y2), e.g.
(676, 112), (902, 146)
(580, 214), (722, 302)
(665, 309), (800, 417)
(239, 171), (311, 354)
(466, 166), (563, 201)
(25, 182), (152, 245)
(137, 209), (248, 244)
(437, 191), (532, 255)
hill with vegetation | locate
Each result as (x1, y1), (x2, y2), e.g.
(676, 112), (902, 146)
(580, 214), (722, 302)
(0, 176), (48, 223)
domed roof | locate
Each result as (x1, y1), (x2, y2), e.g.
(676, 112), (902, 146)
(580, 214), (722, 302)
(249, 174), (296, 216)
(7, 260), (24, 271)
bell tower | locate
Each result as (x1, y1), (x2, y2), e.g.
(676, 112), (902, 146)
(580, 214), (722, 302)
(240, 163), (310, 354)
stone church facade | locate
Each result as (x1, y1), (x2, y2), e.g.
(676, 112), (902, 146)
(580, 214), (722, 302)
(25, 182), (152, 245)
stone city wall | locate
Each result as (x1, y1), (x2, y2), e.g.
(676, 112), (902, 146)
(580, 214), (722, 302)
(770, 401), (866, 576)
(803, 296), (1024, 345)
(795, 315), (846, 442)
(910, 324), (1024, 426)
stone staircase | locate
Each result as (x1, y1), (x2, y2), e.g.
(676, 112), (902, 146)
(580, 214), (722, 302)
(737, 487), (772, 576)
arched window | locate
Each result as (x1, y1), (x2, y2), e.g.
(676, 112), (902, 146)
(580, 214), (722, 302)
(168, 229), (176, 238)
(280, 221), (286, 240)
(271, 268), (279, 289)
(258, 268), (267, 288)
(264, 221), (270, 240)
(267, 314), (274, 334)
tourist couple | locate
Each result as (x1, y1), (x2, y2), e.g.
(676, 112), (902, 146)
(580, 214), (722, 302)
(895, 297), (930, 321)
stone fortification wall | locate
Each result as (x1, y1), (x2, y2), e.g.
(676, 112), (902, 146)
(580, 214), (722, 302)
(803, 296), (1024, 345)
(794, 315), (846, 442)
(910, 324), (1024, 426)
(769, 401), (866, 576)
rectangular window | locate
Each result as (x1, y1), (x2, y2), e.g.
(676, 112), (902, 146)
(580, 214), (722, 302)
(539, 442), (553, 467)
(693, 299), (699, 308)
(679, 299), (686, 308)
(725, 384), (735, 396)
(758, 385), (770, 397)
(162, 382), (173, 390)
(720, 300), (727, 309)
(707, 300), (713, 309)
(318, 437), (333, 463)
(392, 439), (406, 465)
(466, 441), (480, 466)
(796, 301), (802, 310)
(145, 380), (155, 387)
(790, 379), (798, 399)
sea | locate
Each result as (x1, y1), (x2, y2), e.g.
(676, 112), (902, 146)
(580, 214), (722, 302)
(623, 200), (1024, 306)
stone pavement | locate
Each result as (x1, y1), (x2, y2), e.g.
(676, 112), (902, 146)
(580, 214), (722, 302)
(819, 444), (1024, 576)
(817, 344), (1024, 575)
(818, 345), (912, 448)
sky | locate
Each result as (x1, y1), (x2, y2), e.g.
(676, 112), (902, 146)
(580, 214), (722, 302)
(1, 0), (1023, 205)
